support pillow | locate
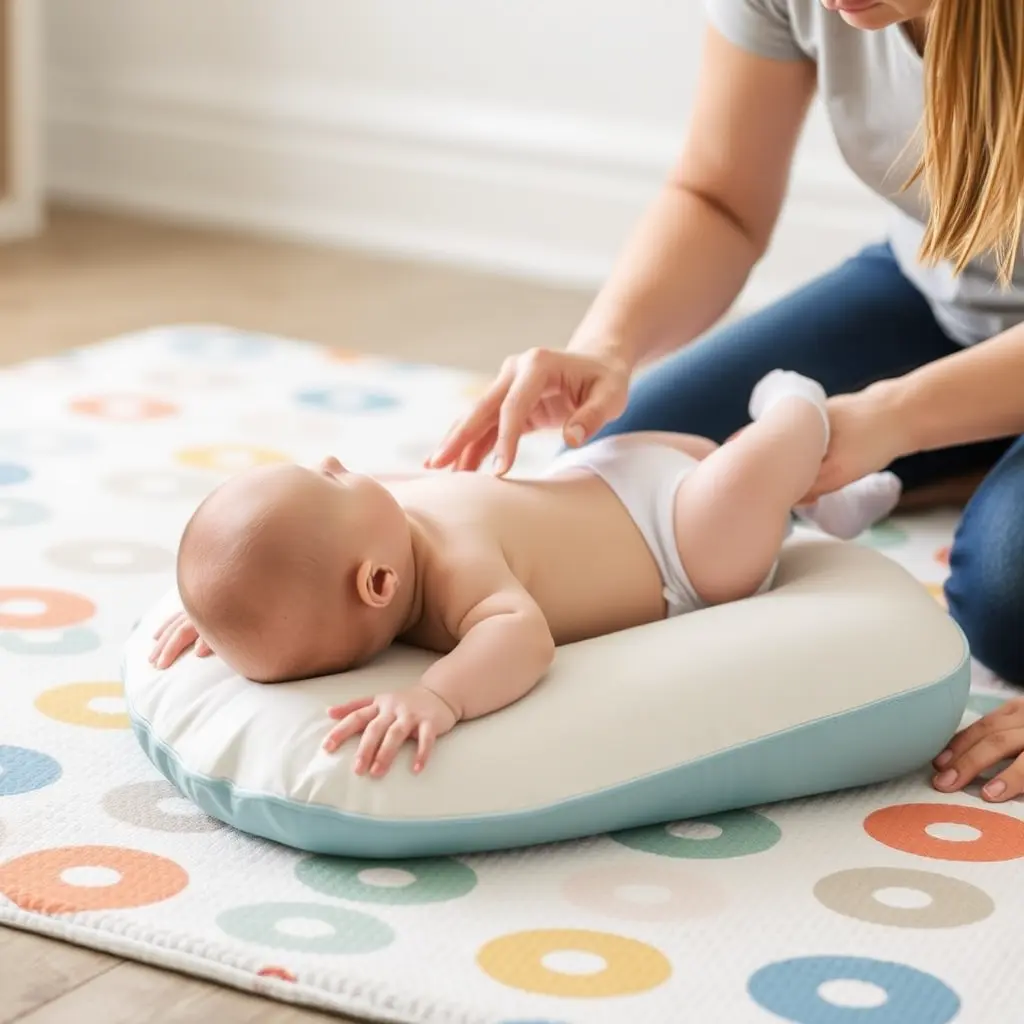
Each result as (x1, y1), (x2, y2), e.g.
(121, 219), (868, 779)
(122, 535), (970, 858)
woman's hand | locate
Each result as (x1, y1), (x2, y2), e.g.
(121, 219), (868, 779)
(427, 347), (631, 476)
(803, 384), (911, 501)
(932, 698), (1024, 802)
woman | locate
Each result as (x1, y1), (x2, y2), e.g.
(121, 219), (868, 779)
(428, 0), (1024, 801)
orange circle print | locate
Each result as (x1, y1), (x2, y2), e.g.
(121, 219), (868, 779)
(70, 395), (179, 421)
(865, 803), (1024, 862)
(0, 587), (95, 630)
(0, 845), (189, 913)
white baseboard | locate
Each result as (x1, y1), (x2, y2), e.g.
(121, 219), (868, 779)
(46, 72), (886, 304)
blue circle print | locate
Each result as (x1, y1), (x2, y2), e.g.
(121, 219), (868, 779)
(296, 387), (399, 415)
(0, 498), (50, 528)
(168, 328), (273, 358)
(748, 956), (960, 1024)
(0, 746), (63, 796)
(0, 626), (102, 657)
(0, 463), (31, 486)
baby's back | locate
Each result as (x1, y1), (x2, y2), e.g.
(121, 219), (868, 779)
(394, 468), (666, 646)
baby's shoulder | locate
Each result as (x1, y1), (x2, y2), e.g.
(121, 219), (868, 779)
(418, 533), (513, 626)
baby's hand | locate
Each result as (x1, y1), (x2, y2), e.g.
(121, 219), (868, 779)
(933, 697), (1024, 802)
(322, 686), (459, 777)
(149, 610), (214, 669)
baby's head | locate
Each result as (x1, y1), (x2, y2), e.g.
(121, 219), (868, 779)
(177, 456), (414, 682)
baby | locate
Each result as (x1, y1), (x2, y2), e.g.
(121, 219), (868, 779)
(151, 370), (901, 777)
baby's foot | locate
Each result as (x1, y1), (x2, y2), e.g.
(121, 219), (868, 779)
(748, 370), (831, 444)
(797, 471), (903, 540)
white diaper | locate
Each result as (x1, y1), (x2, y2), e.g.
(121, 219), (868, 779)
(546, 436), (778, 616)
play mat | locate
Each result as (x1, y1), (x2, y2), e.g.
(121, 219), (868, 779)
(0, 325), (1021, 1024)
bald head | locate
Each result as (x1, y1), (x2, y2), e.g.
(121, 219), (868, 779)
(177, 465), (353, 681)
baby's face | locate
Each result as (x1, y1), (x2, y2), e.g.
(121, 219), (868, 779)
(179, 457), (412, 682)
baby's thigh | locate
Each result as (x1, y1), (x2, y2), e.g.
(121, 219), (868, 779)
(671, 465), (786, 607)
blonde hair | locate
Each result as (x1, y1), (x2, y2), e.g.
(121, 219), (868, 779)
(909, 0), (1024, 285)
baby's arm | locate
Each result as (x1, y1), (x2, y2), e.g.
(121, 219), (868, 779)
(323, 584), (555, 777)
(422, 587), (556, 724)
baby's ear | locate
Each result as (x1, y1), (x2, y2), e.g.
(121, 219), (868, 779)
(355, 559), (399, 609)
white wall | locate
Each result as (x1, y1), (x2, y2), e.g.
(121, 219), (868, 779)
(45, 0), (885, 306)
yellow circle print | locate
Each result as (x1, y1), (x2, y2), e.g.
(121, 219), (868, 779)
(35, 682), (130, 730)
(477, 928), (671, 998)
(175, 444), (289, 473)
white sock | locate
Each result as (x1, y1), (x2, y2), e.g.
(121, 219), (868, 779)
(797, 471), (903, 540)
(748, 369), (830, 446)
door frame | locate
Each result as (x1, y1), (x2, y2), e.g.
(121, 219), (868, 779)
(0, 0), (42, 240)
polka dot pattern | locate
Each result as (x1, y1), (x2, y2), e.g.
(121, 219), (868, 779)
(70, 394), (179, 422)
(0, 462), (31, 485)
(0, 588), (95, 629)
(748, 956), (960, 1024)
(864, 803), (1024, 862)
(477, 929), (672, 998)
(35, 682), (130, 730)
(45, 540), (174, 575)
(0, 626), (101, 657)
(0, 497), (50, 528)
(175, 444), (289, 472)
(102, 781), (224, 834)
(295, 386), (399, 414)
(611, 810), (782, 859)
(0, 845), (189, 913)
(104, 470), (213, 503)
(0, 429), (96, 457)
(217, 902), (393, 954)
(295, 855), (477, 904)
(0, 327), (1003, 1023)
(813, 866), (994, 928)
(0, 746), (62, 796)
(561, 862), (727, 922)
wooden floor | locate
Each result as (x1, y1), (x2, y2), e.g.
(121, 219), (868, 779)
(0, 208), (592, 1024)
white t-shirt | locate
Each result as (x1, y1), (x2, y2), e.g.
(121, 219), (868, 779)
(703, 0), (1024, 346)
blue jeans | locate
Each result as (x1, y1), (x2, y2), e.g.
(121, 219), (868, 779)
(596, 242), (1024, 683)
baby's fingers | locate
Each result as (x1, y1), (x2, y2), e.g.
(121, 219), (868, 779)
(154, 623), (196, 669)
(322, 706), (378, 754)
(327, 698), (375, 721)
(196, 639), (214, 658)
(369, 717), (415, 777)
(353, 710), (395, 775)
(414, 722), (437, 774)
(979, 753), (1024, 803)
(152, 611), (184, 642)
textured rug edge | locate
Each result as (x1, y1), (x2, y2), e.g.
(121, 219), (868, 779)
(0, 902), (486, 1024)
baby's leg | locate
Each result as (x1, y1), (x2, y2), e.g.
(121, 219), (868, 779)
(672, 372), (831, 606)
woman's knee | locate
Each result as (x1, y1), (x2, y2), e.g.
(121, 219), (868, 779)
(945, 440), (1024, 684)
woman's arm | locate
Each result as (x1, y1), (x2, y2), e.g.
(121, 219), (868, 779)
(808, 321), (1024, 500)
(879, 321), (1024, 452)
(570, 26), (816, 369)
